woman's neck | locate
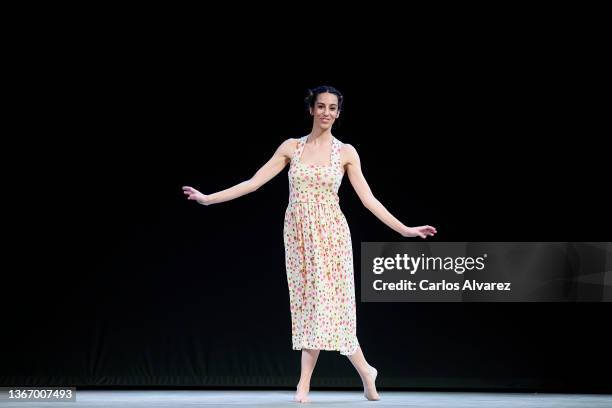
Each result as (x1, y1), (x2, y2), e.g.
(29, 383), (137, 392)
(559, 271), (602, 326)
(307, 127), (333, 144)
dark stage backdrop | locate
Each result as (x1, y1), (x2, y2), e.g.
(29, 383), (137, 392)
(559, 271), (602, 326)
(2, 46), (610, 392)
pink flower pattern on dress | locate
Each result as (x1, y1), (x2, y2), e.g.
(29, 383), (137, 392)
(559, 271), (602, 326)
(283, 135), (359, 356)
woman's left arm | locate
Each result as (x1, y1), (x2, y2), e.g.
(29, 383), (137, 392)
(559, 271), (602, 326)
(343, 144), (437, 239)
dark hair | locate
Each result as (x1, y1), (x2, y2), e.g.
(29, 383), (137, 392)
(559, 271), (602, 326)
(304, 85), (344, 112)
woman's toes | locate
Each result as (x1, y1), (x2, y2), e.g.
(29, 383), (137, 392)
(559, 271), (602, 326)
(294, 394), (311, 403)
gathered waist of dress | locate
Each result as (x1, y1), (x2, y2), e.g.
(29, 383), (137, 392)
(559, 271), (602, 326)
(287, 190), (340, 206)
(287, 197), (341, 207)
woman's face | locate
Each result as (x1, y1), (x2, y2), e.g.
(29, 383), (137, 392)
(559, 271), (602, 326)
(310, 92), (340, 129)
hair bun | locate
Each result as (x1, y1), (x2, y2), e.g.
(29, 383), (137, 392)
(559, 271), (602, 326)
(304, 88), (314, 106)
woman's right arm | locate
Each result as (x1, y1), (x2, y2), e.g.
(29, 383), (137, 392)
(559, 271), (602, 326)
(182, 138), (296, 206)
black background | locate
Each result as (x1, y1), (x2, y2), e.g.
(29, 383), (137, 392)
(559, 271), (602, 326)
(2, 26), (609, 392)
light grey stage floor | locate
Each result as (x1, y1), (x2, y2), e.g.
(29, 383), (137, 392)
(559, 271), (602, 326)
(1, 390), (611, 407)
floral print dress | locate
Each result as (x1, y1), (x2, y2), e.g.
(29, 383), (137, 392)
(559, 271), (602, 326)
(283, 135), (359, 356)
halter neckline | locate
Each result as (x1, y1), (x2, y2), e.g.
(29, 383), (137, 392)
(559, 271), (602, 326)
(295, 135), (337, 168)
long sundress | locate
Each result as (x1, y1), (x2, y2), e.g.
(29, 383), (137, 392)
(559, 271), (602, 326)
(283, 135), (359, 356)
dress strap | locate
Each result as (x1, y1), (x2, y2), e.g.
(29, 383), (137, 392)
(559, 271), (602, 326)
(331, 136), (342, 168)
(291, 136), (308, 162)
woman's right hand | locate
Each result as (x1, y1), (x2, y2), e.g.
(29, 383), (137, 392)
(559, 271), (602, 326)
(182, 186), (212, 206)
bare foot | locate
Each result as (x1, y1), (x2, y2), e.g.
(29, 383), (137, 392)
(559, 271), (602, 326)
(362, 365), (380, 401)
(294, 380), (311, 403)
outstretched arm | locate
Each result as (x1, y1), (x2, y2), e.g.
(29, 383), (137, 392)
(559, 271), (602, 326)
(343, 144), (437, 239)
(183, 138), (296, 205)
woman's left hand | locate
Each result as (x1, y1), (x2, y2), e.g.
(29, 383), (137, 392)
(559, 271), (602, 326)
(401, 225), (437, 239)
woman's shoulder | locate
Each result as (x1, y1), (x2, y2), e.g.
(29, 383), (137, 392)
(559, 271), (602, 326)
(278, 137), (304, 159)
(284, 135), (308, 143)
(336, 138), (357, 154)
(279, 136), (301, 147)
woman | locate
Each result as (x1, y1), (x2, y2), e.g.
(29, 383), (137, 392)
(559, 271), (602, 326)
(183, 85), (437, 403)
